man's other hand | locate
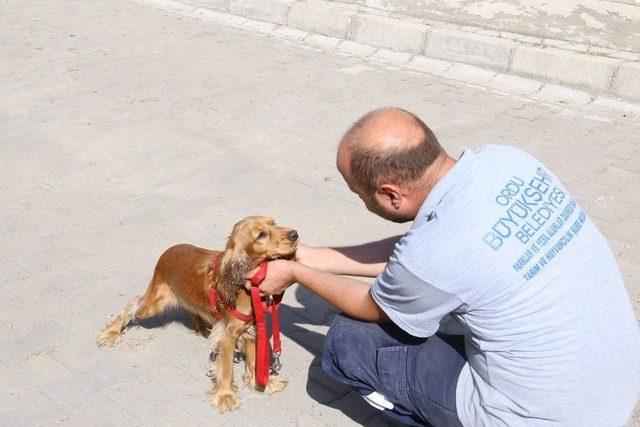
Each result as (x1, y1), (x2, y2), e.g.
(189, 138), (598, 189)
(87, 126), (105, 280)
(293, 242), (311, 265)
(245, 259), (296, 296)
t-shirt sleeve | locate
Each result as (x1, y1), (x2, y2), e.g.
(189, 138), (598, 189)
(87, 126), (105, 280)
(371, 259), (464, 338)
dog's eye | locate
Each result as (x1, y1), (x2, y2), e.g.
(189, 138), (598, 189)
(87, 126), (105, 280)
(257, 231), (268, 240)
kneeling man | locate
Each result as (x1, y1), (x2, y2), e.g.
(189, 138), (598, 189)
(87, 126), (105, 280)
(249, 108), (640, 426)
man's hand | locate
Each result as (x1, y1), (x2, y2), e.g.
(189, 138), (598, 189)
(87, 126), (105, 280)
(245, 259), (296, 296)
(293, 242), (311, 265)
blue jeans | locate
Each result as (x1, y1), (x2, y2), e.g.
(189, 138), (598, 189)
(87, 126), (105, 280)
(322, 314), (467, 426)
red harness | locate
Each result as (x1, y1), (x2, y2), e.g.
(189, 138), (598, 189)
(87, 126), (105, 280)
(209, 257), (282, 388)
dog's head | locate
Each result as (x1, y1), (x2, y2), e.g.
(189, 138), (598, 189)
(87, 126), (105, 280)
(215, 216), (298, 306)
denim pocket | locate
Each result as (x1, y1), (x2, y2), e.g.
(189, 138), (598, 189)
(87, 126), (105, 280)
(376, 346), (410, 406)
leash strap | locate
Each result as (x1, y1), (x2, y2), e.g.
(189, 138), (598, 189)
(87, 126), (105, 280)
(271, 293), (282, 354)
(250, 261), (271, 388)
(270, 293), (282, 374)
(210, 257), (282, 388)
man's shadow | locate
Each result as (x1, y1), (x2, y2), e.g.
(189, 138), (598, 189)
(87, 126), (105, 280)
(126, 287), (399, 426)
(277, 286), (401, 426)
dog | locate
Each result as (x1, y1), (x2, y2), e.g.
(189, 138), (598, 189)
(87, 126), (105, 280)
(97, 216), (298, 412)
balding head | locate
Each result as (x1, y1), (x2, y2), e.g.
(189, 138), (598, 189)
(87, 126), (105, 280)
(338, 107), (444, 195)
(341, 107), (426, 152)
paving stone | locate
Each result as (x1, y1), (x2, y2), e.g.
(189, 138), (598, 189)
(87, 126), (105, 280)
(542, 37), (571, 48)
(304, 33), (342, 49)
(611, 62), (640, 102)
(608, 50), (640, 61)
(0, 355), (74, 410)
(182, 0), (229, 11)
(488, 72), (543, 94)
(561, 43), (590, 53)
(591, 97), (640, 115)
(354, 13), (426, 53)
(63, 396), (140, 426)
(404, 55), (452, 74)
(239, 18), (277, 34)
(0, 260), (32, 282)
(511, 46), (620, 91)
(535, 83), (594, 105)
(44, 370), (125, 409)
(194, 6), (247, 27)
(288, 1), (355, 39)
(446, 63), (497, 84)
(0, 391), (70, 426)
(369, 48), (412, 65)
(499, 31), (542, 44)
(336, 40), (376, 58)
(229, 0), (293, 25)
(271, 26), (309, 42)
(426, 28), (516, 70)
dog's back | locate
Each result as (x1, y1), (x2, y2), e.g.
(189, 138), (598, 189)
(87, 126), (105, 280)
(155, 244), (218, 295)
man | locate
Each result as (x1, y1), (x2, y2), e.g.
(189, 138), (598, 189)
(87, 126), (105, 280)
(247, 108), (640, 426)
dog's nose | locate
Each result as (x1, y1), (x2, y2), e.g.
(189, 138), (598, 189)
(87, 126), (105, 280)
(288, 230), (299, 242)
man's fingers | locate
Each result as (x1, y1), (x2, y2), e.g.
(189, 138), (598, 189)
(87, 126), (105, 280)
(244, 266), (261, 290)
(244, 279), (270, 296)
(245, 267), (260, 279)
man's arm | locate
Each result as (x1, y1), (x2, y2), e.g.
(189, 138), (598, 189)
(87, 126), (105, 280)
(248, 260), (390, 323)
(295, 235), (401, 278)
(293, 263), (389, 322)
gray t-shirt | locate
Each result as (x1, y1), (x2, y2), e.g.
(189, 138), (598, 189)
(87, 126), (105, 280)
(372, 145), (640, 426)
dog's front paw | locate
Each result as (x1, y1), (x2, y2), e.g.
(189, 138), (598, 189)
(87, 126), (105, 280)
(265, 376), (288, 394)
(242, 371), (257, 391)
(207, 389), (239, 413)
(96, 329), (121, 347)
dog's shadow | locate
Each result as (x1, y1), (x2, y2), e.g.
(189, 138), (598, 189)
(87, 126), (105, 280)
(128, 307), (194, 331)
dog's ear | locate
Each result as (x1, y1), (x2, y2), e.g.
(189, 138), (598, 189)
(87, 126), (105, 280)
(215, 231), (251, 307)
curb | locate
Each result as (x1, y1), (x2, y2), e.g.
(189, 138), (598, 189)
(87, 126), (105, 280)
(139, 0), (640, 112)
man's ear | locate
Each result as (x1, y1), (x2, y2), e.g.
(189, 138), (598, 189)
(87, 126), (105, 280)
(378, 184), (403, 209)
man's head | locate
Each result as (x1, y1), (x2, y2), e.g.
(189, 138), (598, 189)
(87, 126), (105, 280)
(337, 108), (449, 223)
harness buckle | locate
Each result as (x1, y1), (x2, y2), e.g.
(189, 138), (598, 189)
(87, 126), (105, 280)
(270, 351), (282, 375)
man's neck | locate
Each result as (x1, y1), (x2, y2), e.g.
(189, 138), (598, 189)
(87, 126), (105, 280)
(415, 154), (458, 206)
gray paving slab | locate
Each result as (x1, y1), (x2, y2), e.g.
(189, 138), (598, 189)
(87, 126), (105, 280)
(0, 0), (638, 425)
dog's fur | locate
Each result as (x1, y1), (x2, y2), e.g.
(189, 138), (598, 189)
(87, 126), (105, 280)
(97, 216), (297, 412)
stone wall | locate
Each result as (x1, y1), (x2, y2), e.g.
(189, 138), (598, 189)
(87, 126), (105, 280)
(334, 0), (640, 53)
(170, 0), (640, 102)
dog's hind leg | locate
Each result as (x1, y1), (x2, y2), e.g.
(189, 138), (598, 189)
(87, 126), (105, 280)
(97, 274), (173, 347)
(189, 313), (210, 338)
(97, 295), (141, 347)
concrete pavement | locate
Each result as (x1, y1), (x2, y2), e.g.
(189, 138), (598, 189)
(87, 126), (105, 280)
(0, 0), (638, 425)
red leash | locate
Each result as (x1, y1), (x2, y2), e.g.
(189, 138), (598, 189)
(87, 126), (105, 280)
(249, 261), (282, 387)
(209, 257), (282, 388)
